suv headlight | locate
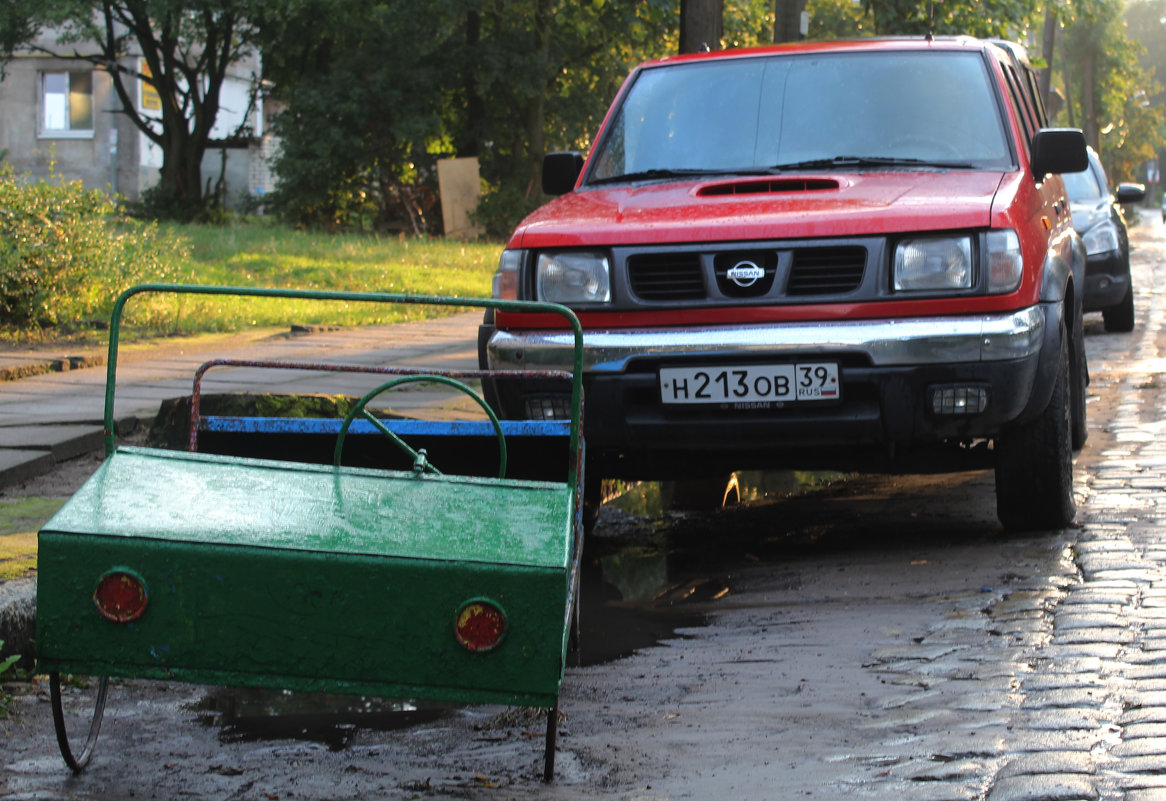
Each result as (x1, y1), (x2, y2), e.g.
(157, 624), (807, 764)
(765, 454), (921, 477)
(893, 236), (972, 291)
(1081, 220), (1120, 256)
(536, 251), (611, 304)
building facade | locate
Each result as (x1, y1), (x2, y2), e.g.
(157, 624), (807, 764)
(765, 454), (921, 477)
(0, 28), (274, 207)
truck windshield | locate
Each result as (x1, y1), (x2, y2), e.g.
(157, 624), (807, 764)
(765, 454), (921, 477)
(588, 50), (1014, 183)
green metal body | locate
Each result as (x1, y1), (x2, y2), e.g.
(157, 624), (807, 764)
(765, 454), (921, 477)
(38, 447), (572, 706)
(37, 285), (585, 730)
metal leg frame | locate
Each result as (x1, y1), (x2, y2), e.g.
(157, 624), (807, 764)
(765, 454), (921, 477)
(543, 704), (559, 782)
(50, 673), (109, 773)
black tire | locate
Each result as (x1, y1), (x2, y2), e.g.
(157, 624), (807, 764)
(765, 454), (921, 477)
(1102, 285), (1135, 333)
(994, 326), (1075, 532)
(1070, 313), (1087, 450)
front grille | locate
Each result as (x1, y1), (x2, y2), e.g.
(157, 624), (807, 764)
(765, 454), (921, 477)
(628, 253), (704, 301)
(787, 247), (867, 295)
(614, 240), (875, 306)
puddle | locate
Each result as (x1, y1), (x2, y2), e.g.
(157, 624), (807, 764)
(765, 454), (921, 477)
(606, 470), (845, 516)
(187, 481), (750, 748)
(189, 688), (453, 750)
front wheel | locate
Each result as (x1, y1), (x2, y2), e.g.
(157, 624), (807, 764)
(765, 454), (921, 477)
(994, 326), (1075, 532)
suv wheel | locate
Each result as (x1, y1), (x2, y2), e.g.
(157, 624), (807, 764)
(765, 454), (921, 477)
(994, 325), (1075, 531)
(1070, 315), (1087, 450)
(1102, 285), (1135, 333)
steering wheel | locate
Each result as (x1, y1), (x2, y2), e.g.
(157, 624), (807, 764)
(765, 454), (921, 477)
(887, 135), (964, 161)
(333, 374), (508, 478)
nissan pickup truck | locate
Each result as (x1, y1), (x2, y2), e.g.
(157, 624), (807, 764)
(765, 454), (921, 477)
(478, 37), (1089, 532)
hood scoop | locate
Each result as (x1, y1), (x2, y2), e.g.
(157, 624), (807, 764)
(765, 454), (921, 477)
(698, 177), (841, 197)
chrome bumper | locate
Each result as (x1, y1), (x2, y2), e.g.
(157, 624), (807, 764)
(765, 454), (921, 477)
(486, 306), (1046, 373)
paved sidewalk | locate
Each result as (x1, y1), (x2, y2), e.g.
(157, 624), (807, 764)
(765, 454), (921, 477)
(0, 312), (483, 488)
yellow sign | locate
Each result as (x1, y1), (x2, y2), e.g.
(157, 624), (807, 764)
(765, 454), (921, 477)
(140, 59), (160, 111)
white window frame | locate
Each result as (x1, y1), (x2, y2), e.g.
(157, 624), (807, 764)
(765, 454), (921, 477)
(40, 70), (95, 139)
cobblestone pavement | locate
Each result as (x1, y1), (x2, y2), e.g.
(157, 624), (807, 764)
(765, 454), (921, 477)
(828, 219), (1166, 801)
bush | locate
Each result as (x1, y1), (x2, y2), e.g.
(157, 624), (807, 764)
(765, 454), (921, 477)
(471, 183), (543, 240)
(0, 163), (188, 331)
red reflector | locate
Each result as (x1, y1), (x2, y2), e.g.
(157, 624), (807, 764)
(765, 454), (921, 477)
(455, 599), (507, 652)
(93, 569), (148, 623)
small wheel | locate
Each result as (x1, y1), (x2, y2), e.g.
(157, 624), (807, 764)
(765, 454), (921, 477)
(50, 673), (108, 773)
(333, 375), (508, 478)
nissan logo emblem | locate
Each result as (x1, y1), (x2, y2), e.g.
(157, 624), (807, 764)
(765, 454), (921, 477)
(726, 260), (765, 288)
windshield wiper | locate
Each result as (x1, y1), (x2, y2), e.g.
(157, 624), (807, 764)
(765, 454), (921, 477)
(771, 155), (976, 171)
(588, 167), (769, 186)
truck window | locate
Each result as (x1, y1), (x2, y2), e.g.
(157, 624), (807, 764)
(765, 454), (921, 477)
(589, 51), (1014, 182)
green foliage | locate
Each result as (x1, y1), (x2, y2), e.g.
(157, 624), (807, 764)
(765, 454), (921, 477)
(266, 0), (676, 236)
(0, 639), (20, 718)
(1059, 0), (1166, 183)
(0, 163), (187, 331)
(807, 0), (875, 39)
(471, 184), (543, 241)
(264, 0), (449, 233)
(0, 644), (17, 677)
(863, 0), (1041, 37)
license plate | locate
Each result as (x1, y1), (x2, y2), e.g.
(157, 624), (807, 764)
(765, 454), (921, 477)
(659, 362), (840, 405)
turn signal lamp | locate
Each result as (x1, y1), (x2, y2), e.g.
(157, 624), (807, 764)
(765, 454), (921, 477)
(93, 569), (148, 622)
(455, 599), (507, 652)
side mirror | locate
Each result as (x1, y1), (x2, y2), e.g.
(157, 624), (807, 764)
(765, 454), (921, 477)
(1030, 129), (1088, 180)
(543, 152), (585, 196)
(1115, 182), (1146, 205)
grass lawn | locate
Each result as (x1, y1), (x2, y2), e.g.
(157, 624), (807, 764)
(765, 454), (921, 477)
(0, 498), (63, 579)
(134, 223), (504, 335)
(4, 222), (505, 343)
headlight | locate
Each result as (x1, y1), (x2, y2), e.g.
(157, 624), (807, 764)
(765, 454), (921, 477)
(1081, 220), (1120, 256)
(987, 229), (1022, 294)
(536, 251), (611, 304)
(491, 249), (521, 300)
(893, 236), (973, 292)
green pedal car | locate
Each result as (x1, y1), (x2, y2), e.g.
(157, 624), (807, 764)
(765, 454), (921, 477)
(36, 285), (585, 781)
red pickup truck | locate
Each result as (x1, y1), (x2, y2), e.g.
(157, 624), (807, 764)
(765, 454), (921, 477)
(479, 37), (1088, 532)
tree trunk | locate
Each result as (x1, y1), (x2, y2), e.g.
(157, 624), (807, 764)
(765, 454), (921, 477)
(1039, 4), (1057, 116)
(1083, 48), (1098, 150)
(773, 0), (806, 43)
(457, 10), (485, 157)
(680, 0), (723, 54)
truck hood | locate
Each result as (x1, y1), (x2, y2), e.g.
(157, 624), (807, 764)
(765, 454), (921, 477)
(511, 171), (1007, 248)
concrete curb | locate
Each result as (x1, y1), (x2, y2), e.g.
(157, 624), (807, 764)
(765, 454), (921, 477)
(0, 578), (35, 671)
(0, 353), (105, 383)
(0, 416), (145, 491)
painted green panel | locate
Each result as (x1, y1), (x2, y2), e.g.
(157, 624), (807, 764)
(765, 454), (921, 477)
(45, 448), (572, 568)
(37, 446), (575, 705)
(38, 533), (568, 701)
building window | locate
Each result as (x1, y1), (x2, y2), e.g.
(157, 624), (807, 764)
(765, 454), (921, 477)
(41, 71), (94, 136)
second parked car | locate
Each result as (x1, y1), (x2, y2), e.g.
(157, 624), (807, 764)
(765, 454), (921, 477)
(1064, 147), (1144, 332)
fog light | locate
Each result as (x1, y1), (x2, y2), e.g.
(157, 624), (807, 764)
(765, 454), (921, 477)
(93, 568), (148, 622)
(524, 395), (571, 420)
(455, 599), (507, 652)
(930, 385), (989, 416)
